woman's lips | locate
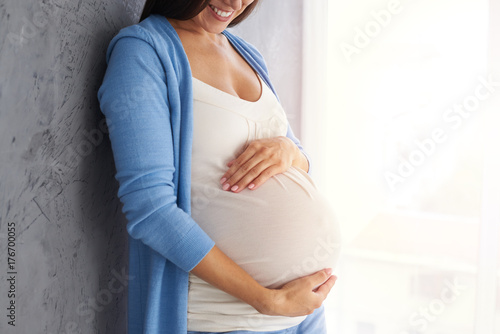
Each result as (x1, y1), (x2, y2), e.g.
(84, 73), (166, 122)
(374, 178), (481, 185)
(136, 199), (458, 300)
(208, 4), (234, 22)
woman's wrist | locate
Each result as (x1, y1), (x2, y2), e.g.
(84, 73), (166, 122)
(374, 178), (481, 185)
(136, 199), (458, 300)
(247, 286), (274, 315)
(251, 286), (289, 316)
(287, 138), (309, 173)
(294, 152), (309, 173)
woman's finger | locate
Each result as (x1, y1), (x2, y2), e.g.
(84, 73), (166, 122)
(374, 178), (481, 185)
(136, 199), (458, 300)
(273, 270), (336, 316)
(313, 275), (337, 299)
(221, 156), (265, 192)
(219, 145), (258, 186)
(306, 268), (331, 287)
(240, 164), (282, 191)
(221, 145), (274, 192)
(230, 162), (279, 192)
(219, 137), (295, 192)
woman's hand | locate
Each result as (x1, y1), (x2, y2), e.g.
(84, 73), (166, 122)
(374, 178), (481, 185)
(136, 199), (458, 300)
(219, 136), (309, 192)
(256, 269), (337, 317)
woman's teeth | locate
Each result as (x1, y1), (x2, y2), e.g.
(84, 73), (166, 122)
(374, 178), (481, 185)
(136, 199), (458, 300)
(209, 5), (232, 18)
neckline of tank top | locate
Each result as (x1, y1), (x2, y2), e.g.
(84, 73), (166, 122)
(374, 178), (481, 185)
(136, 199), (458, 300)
(191, 73), (272, 106)
(191, 74), (286, 122)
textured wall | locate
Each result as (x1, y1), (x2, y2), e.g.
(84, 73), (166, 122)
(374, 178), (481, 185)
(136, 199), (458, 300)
(0, 0), (144, 333)
(0, 1), (303, 333)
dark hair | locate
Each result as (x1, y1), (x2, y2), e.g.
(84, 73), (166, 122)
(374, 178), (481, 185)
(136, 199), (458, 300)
(139, 0), (259, 27)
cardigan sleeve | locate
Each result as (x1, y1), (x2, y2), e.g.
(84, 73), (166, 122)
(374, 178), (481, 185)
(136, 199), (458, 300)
(97, 34), (215, 272)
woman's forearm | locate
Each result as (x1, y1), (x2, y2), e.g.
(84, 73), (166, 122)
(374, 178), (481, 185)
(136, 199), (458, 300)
(191, 245), (336, 317)
(190, 245), (272, 314)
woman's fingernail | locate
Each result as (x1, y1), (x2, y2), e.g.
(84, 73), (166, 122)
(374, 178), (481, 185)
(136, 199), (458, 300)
(248, 183), (255, 189)
(222, 183), (230, 190)
(231, 185), (239, 192)
(220, 177), (227, 185)
(325, 268), (333, 276)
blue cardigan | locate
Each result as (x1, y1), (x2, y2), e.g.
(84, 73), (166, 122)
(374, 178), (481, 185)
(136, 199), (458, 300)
(98, 14), (311, 334)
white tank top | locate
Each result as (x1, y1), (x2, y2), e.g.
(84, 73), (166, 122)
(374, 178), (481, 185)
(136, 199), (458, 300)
(187, 74), (342, 331)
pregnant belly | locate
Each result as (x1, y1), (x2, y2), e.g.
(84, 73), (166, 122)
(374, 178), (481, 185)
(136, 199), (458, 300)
(191, 166), (342, 288)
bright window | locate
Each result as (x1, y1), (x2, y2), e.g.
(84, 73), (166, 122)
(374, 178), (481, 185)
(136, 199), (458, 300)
(306, 0), (500, 333)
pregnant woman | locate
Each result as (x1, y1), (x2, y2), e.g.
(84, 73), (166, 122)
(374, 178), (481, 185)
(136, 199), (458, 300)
(97, 1), (342, 333)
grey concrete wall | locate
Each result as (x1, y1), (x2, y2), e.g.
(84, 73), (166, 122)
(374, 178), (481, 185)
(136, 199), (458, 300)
(0, 0), (145, 333)
(0, 1), (303, 333)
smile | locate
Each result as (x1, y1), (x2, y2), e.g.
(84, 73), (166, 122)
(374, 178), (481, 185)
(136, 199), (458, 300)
(209, 4), (234, 18)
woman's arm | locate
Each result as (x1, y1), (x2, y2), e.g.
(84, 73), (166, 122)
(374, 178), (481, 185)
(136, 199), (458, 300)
(98, 33), (214, 272)
(191, 245), (337, 317)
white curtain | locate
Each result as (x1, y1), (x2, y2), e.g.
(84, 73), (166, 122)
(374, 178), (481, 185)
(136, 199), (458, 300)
(302, 0), (500, 333)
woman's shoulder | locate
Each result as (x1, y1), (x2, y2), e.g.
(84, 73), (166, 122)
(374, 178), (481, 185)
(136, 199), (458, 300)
(105, 14), (183, 63)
